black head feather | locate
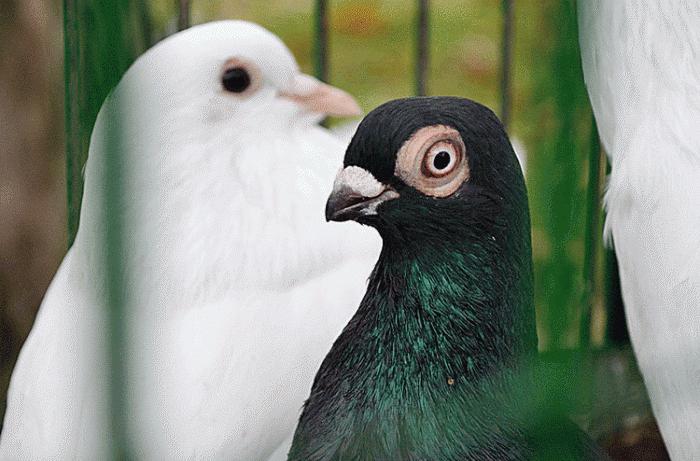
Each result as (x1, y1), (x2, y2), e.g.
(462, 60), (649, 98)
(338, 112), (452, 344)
(339, 97), (528, 249)
(289, 97), (608, 461)
(345, 96), (520, 190)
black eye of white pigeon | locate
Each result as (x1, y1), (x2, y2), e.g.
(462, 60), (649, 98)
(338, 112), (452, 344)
(222, 67), (251, 93)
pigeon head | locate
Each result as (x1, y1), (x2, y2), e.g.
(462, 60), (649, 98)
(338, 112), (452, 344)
(116, 20), (360, 132)
(82, 20), (369, 295)
(326, 97), (528, 252)
(289, 99), (548, 459)
(324, 97), (535, 360)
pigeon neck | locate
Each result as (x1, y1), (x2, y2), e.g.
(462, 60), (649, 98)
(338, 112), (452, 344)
(288, 224), (537, 459)
(372, 231), (537, 375)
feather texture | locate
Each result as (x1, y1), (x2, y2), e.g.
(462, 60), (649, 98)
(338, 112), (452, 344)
(289, 97), (607, 460)
(0, 21), (379, 460)
(578, 2), (700, 459)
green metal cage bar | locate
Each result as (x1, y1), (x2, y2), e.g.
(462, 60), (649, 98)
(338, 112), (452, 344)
(178, 0), (191, 31)
(63, 0), (151, 245)
(500, 0), (514, 130)
(580, 116), (603, 347)
(313, 0), (329, 83)
(63, 0), (153, 457)
(101, 82), (131, 461)
(63, 0), (82, 246)
(415, 0), (429, 96)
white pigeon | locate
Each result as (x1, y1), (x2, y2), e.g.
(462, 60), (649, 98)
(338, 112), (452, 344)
(578, 2), (700, 459)
(0, 20), (380, 460)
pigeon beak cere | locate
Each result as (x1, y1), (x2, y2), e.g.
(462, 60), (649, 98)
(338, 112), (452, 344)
(325, 166), (399, 222)
(279, 74), (362, 117)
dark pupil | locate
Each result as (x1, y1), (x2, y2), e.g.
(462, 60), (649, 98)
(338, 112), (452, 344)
(433, 151), (451, 170)
(222, 67), (251, 93)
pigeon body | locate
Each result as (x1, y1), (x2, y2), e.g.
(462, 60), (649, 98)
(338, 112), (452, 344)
(578, 3), (700, 459)
(0, 21), (379, 460)
(288, 97), (608, 460)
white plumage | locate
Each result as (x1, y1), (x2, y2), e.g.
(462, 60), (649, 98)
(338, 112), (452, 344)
(0, 20), (379, 460)
(578, 2), (700, 459)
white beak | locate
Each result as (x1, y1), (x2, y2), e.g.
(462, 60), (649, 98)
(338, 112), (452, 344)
(325, 166), (399, 222)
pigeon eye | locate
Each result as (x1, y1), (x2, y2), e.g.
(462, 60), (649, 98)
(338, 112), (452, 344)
(423, 142), (458, 178)
(394, 125), (469, 198)
(221, 58), (261, 96)
(222, 67), (251, 93)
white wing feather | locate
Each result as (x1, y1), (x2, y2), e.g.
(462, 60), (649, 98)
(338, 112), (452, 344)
(578, 2), (700, 459)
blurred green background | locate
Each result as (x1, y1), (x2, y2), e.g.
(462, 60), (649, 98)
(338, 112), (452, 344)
(0, 0), (666, 458)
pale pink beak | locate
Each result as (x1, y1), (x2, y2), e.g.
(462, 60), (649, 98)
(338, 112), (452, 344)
(279, 74), (362, 117)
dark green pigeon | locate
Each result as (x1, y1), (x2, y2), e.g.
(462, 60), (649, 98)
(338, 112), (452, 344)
(287, 97), (608, 461)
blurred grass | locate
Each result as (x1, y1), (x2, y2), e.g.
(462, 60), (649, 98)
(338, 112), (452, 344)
(520, 1), (596, 349)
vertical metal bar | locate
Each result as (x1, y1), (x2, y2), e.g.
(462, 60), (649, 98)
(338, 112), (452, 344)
(178, 0), (191, 31)
(103, 90), (131, 461)
(313, 0), (329, 127)
(139, 0), (154, 43)
(579, 117), (602, 346)
(97, 3), (135, 457)
(63, 0), (152, 246)
(64, 1), (152, 457)
(530, 2), (589, 349)
(313, 0), (329, 83)
(500, 0), (514, 130)
(415, 0), (429, 96)
(64, 0), (82, 246)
